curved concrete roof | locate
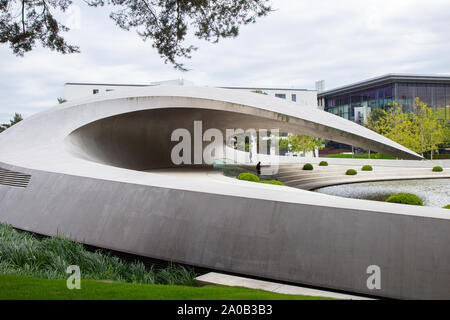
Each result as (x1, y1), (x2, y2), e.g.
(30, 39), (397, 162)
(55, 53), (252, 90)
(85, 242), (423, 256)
(0, 85), (421, 170)
(0, 86), (448, 300)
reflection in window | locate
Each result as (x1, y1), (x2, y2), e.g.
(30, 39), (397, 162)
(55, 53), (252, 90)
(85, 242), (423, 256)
(323, 83), (449, 122)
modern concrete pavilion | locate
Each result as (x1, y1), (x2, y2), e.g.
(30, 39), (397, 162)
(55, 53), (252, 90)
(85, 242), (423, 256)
(0, 86), (449, 299)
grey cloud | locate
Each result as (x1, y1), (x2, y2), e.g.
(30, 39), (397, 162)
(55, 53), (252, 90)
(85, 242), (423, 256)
(1, 0), (450, 122)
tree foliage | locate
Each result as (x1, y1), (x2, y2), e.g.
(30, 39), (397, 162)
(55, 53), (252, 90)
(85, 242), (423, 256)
(0, 0), (272, 70)
(251, 89), (268, 95)
(443, 123), (450, 148)
(279, 137), (289, 153)
(366, 107), (386, 132)
(0, 0), (79, 56)
(287, 134), (324, 156)
(0, 112), (23, 132)
(410, 98), (445, 156)
(367, 99), (445, 156)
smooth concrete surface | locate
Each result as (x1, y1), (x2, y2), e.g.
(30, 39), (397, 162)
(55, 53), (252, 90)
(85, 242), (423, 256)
(196, 272), (373, 300)
(0, 86), (448, 299)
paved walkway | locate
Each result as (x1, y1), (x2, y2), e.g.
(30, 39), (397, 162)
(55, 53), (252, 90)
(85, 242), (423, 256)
(196, 272), (374, 300)
(146, 163), (450, 191)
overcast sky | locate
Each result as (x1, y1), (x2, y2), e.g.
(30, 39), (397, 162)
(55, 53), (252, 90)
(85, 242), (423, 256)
(1, 0), (450, 123)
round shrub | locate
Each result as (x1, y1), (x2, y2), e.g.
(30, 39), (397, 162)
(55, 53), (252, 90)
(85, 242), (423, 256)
(346, 169), (357, 176)
(260, 180), (285, 186)
(361, 165), (373, 171)
(433, 166), (444, 172)
(237, 172), (260, 182)
(319, 161), (329, 167)
(443, 205), (450, 209)
(386, 193), (423, 206)
(303, 163), (314, 171)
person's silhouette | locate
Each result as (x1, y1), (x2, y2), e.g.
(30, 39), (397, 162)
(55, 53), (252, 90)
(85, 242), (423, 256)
(256, 161), (261, 175)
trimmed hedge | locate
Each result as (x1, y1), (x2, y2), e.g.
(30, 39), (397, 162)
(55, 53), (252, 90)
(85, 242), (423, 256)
(443, 205), (450, 209)
(303, 163), (314, 171)
(432, 166), (444, 172)
(346, 169), (357, 176)
(386, 193), (424, 206)
(361, 165), (373, 171)
(238, 172), (260, 182)
(260, 180), (285, 186)
(319, 161), (329, 166)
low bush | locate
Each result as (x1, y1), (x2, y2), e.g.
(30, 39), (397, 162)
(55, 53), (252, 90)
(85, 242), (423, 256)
(259, 180), (285, 186)
(346, 169), (357, 175)
(443, 205), (450, 209)
(361, 165), (373, 171)
(432, 166), (444, 172)
(303, 163), (314, 171)
(386, 193), (424, 206)
(238, 172), (260, 182)
(319, 161), (329, 166)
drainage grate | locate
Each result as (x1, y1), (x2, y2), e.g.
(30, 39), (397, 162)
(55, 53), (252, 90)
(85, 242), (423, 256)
(0, 167), (31, 188)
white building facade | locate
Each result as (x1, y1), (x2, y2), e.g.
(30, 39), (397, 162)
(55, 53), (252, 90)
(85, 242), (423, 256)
(64, 80), (318, 108)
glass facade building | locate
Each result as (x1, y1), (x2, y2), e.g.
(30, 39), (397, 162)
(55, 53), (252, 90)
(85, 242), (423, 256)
(318, 74), (450, 124)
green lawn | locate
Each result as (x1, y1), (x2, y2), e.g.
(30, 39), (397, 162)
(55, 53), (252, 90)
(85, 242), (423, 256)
(0, 274), (334, 300)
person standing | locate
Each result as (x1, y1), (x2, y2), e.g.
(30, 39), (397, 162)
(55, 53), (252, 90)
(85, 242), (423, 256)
(256, 161), (261, 175)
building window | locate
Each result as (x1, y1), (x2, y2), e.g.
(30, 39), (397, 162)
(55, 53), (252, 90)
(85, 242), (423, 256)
(93, 89), (99, 94)
(275, 93), (286, 99)
(292, 94), (297, 102)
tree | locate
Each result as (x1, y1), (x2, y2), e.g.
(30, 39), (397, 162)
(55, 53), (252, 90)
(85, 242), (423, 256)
(0, 0), (272, 70)
(442, 123), (450, 149)
(366, 107), (387, 132)
(370, 102), (416, 151)
(279, 137), (289, 154)
(57, 97), (67, 104)
(251, 89), (268, 95)
(367, 99), (445, 158)
(410, 98), (445, 158)
(0, 112), (23, 132)
(287, 134), (324, 157)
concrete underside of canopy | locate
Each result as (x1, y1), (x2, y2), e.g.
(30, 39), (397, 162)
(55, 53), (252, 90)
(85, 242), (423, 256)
(66, 105), (423, 173)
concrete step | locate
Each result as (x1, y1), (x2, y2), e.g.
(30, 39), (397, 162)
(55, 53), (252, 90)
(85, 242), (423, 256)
(277, 168), (441, 182)
(289, 173), (450, 190)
